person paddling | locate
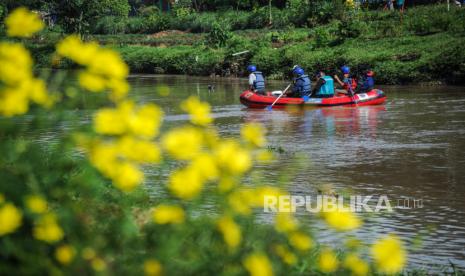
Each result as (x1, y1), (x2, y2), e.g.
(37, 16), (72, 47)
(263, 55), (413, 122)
(287, 67), (311, 98)
(247, 65), (266, 95)
(356, 70), (375, 93)
(334, 65), (357, 95)
(310, 71), (335, 98)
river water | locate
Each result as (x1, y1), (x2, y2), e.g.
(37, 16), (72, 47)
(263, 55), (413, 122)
(132, 75), (465, 271)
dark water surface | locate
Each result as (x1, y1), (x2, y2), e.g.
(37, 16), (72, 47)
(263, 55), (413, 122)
(131, 75), (465, 271)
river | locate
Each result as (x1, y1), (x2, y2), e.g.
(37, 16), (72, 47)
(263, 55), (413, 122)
(128, 75), (465, 271)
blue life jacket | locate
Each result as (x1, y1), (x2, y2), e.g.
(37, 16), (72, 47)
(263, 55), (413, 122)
(293, 75), (311, 96)
(252, 71), (265, 92)
(359, 76), (374, 93)
(316, 76), (334, 96)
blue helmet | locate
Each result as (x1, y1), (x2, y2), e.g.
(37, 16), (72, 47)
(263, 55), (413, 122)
(341, 65), (350, 74)
(247, 65), (257, 72)
(293, 67), (304, 76)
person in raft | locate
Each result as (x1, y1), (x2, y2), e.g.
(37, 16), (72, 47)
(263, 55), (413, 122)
(247, 65), (266, 95)
(287, 67), (311, 98)
(310, 71), (335, 98)
(356, 70), (375, 93)
(334, 65), (357, 95)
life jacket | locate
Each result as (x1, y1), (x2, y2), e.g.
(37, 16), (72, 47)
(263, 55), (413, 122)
(252, 71), (265, 92)
(294, 75), (311, 96)
(362, 76), (374, 91)
(342, 77), (357, 91)
(317, 76), (335, 96)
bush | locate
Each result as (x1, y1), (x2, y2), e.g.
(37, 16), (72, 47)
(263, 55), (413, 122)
(286, 0), (311, 26)
(118, 45), (225, 75)
(92, 16), (128, 34)
(206, 23), (232, 48)
(125, 17), (148, 33)
(251, 47), (287, 75)
(145, 12), (171, 33)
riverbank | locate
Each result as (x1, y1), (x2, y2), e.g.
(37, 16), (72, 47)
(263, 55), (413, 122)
(20, 4), (465, 85)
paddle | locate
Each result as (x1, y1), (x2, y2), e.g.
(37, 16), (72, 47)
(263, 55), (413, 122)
(347, 80), (358, 105)
(267, 84), (292, 110)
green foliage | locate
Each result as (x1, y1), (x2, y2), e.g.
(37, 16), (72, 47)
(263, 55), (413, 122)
(286, 0), (310, 26)
(311, 27), (333, 48)
(251, 47), (286, 75)
(145, 12), (171, 33)
(93, 16), (128, 34)
(206, 23), (232, 48)
(337, 18), (369, 39)
(118, 45), (225, 75)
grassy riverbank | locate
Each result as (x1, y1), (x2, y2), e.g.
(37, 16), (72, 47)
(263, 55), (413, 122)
(16, 4), (465, 84)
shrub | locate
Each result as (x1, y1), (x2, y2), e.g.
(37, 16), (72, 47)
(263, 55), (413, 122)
(251, 47), (286, 75)
(125, 17), (148, 33)
(92, 16), (127, 34)
(145, 12), (171, 33)
(286, 0), (311, 26)
(205, 22), (232, 48)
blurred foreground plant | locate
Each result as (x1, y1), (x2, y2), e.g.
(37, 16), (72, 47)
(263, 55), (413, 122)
(0, 7), (407, 275)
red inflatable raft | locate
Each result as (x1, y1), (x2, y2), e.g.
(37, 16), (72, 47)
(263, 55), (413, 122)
(239, 89), (386, 109)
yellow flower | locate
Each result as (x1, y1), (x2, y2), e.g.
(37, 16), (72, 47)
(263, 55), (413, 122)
(181, 96), (213, 126)
(56, 35), (99, 66)
(25, 195), (48, 214)
(55, 244), (76, 265)
(5, 7), (44, 38)
(371, 235), (406, 274)
(117, 136), (161, 163)
(273, 244), (297, 265)
(144, 259), (163, 276)
(33, 213), (64, 243)
(25, 78), (53, 108)
(89, 141), (119, 176)
(128, 103), (163, 138)
(241, 123), (266, 147)
(162, 126), (203, 160)
(218, 176), (237, 192)
(0, 87), (29, 116)
(189, 153), (219, 181)
(152, 204), (185, 224)
(346, 0), (355, 8)
(79, 71), (106, 92)
(93, 107), (128, 135)
(318, 249), (339, 273)
(343, 253), (369, 276)
(322, 208), (361, 231)
(168, 167), (204, 200)
(0, 42), (32, 85)
(215, 140), (252, 175)
(217, 216), (242, 250)
(243, 253), (273, 276)
(228, 190), (254, 215)
(252, 186), (282, 207)
(112, 161), (144, 192)
(87, 49), (128, 80)
(108, 77), (130, 101)
(0, 203), (23, 236)
(91, 258), (107, 271)
(288, 231), (313, 251)
(274, 213), (298, 233)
